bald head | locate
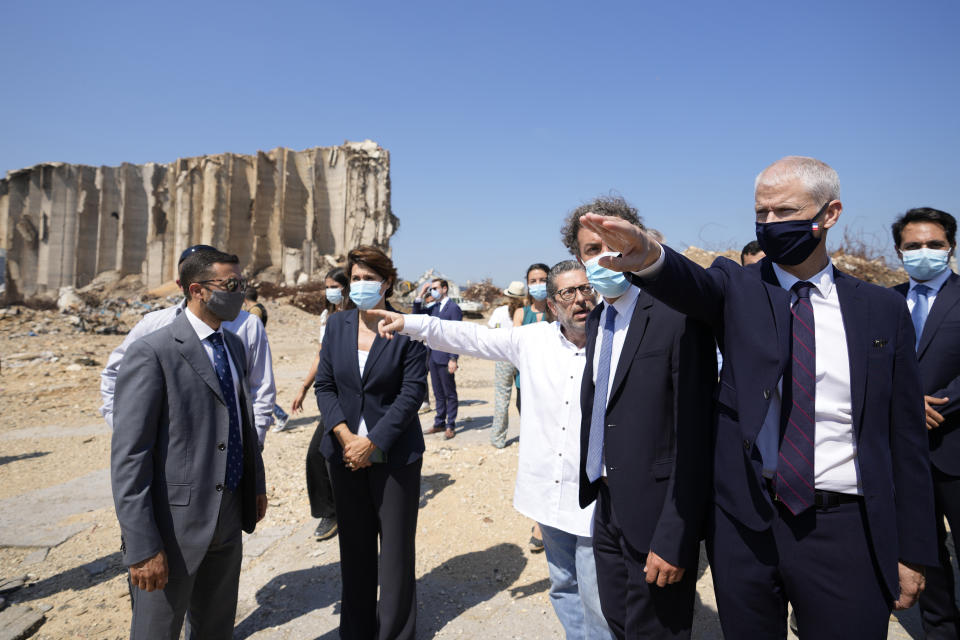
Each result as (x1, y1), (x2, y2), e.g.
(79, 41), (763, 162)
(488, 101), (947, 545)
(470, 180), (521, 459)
(755, 156), (840, 204)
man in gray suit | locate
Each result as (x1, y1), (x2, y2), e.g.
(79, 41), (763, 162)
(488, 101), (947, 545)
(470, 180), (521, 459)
(111, 248), (268, 639)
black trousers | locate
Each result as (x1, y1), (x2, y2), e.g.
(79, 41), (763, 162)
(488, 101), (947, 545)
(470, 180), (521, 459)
(306, 420), (336, 519)
(593, 482), (696, 639)
(707, 499), (891, 639)
(328, 457), (421, 640)
(920, 467), (960, 639)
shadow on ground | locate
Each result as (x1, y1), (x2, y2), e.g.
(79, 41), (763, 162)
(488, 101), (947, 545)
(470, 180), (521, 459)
(14, 551), (125, 602)
(419, 473), (454, 509)
(235, 543), (528, 638)
(0, 451), (50, 466)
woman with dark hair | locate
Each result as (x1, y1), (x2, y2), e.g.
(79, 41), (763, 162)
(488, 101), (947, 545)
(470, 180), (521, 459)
(291, 267), (349, 540)
(315, 246), (427, 640)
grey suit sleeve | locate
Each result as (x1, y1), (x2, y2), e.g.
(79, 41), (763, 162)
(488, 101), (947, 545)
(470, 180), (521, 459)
(110, 338), (166, 567)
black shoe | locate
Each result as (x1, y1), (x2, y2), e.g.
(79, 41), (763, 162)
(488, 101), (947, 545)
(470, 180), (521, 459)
(314, 517), (338, 540)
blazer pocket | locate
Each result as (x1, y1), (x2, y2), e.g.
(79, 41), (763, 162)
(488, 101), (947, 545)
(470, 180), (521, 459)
(653, 459), (674, 480)
(634, 348), (669, 360)
(166, 483), (191, 506)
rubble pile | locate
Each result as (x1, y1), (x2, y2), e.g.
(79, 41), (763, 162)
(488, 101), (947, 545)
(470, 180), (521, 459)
(461, 280), (503, 307)
(256, 280), (331, 316)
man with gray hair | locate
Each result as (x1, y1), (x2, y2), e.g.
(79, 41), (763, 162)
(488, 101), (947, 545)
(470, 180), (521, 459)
(578, 156), (936, 637)
(370, 261), (614, 640)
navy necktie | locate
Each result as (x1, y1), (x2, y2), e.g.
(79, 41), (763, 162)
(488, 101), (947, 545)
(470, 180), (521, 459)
(912, 284), (931, 350)
(586, 305), (618, 482)
(207, 332), (243, 491)
(776, 281), (816, 514)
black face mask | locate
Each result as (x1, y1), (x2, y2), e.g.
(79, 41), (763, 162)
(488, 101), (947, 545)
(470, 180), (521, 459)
(755, 201), (830, 266)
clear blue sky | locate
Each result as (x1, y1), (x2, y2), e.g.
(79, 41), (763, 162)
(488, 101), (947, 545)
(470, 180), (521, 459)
(2, 1), (958, 287)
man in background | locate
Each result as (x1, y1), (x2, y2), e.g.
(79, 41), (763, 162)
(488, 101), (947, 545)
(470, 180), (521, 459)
(891, 207), (960, 639)
(413, 278), (462, 439)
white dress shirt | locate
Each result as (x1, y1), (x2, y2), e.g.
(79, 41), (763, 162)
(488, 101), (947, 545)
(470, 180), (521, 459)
(402, 314), (594, 536)
(99, 300), (277, 445)
(357, 349), (370, 437)
(905, 266), (953, 316)
(636, 246), (860, 494)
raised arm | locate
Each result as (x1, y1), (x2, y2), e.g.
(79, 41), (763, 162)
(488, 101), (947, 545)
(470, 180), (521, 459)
(368, 309), (521, 367)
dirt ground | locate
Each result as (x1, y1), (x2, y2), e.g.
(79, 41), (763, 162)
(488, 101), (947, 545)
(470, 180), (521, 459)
(0, 301), (924, 639)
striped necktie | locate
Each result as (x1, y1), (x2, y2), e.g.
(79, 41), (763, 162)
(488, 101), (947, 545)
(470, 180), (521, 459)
(207, 333), (244, 491)
(586, 305), (617, 483)
(776, 281), (816, 514)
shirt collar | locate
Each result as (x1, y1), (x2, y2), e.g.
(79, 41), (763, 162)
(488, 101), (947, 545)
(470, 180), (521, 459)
(603, 284), (640, 317)
(909, 266), (952, 294)
(184, 306), (221, 342)
(772, 259), (835, 298)
(553, 321), (585, 353)
(439, 297), (449, 311)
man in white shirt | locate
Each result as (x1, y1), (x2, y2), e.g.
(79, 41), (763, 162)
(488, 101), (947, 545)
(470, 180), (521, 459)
(99, 245), (277, 447)
(372, 261), (614, 640)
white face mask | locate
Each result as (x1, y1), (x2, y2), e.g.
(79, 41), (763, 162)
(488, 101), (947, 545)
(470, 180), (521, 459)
(901, 248), (951, 282)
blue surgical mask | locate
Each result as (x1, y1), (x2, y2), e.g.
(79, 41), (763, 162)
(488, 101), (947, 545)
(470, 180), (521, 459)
(902, 248), (951, 282)
(425, 300), (437, 309)
(585, 253), (631, 298)
(528, 283), (548, 300)
(430, 288), (442, 299)
(349, 280), (384, 310)
(325, 288), (343, 305)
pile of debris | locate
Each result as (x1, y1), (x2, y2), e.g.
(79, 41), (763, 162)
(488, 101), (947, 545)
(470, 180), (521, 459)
(461, 280), (504, 307)
(256, 280), (332, 316)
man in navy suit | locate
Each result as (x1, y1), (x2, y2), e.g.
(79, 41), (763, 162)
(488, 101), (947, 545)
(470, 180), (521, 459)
(560, 196), (716, 639)
(891, 207), (960, 639)
(579, 156), (937, 638)
(414, 278), (463, 439)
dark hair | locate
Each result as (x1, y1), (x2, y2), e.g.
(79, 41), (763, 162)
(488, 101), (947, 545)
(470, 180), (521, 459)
(525, 263), (550, 283)
(244, 288), (259, 302)
(179, 249), (239, 296)
(546, 260), (586, 299)
(740, 240), (764, 264)
(891, 207), (956, 248)
(431, 279), (449, 290)
(561, 196), (645, 257)
(178, 244), (219, 265)
(326, 267), (348, 288)
(346, 245), (397, 301)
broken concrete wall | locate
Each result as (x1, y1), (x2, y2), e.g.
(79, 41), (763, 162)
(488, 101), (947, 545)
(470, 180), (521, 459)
(0, 141), (396, 299)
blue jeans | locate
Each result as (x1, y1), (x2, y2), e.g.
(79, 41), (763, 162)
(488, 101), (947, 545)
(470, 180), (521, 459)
(539, 522), (614, 640)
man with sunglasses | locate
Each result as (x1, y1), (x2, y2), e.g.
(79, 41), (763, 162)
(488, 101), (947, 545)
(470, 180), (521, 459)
(561, 196), (716, 640)
(111, 248), (267, 638)
(99, 244), (278, 447)
(370, 261), (615, 640)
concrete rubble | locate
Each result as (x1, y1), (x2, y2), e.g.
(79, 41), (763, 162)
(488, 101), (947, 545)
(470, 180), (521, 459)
(0, 140), (396, 302)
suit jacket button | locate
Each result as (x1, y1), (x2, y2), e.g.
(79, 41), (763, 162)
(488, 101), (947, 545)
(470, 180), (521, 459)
(763, 389), (771, 399)
(216, 483), (223, 492)
(218, 443), (226, 451)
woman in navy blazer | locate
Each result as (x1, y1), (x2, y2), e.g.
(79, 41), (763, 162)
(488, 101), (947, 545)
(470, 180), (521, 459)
(314, 246), (428, 640)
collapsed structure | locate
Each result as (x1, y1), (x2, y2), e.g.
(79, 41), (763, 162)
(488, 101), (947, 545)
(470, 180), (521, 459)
(0, 140), (396, 301)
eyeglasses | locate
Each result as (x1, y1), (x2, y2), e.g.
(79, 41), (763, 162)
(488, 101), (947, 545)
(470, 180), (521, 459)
(199, 277), (247, 293)
(555, 284), (595, 302)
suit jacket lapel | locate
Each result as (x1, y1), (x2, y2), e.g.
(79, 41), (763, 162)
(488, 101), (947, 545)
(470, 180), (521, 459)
(344, 310), (364, 388)
(172, 312), (225, 405)
(609, 292), (652, 399)
(834, 268), (868, 434)
(760, 259), (792, 380)
(918, 273), (960, 357)
(583, 305), (600, 389)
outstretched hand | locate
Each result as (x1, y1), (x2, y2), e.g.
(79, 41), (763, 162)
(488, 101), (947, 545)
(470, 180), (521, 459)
(365, 308), (405, 339)
(579, 213), (662, 273)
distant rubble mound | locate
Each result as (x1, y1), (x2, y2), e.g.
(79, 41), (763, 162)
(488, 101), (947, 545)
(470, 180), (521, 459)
(681, 246), (908, 287)
(0, 141), (395, 305)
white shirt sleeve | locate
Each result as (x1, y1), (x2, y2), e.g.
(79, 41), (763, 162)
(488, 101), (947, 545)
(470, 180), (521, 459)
(229, 313), (276, 446)
(402, 314), (521, 366)
(631, 242), (666, 278)
(98, 306), (177, 429)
